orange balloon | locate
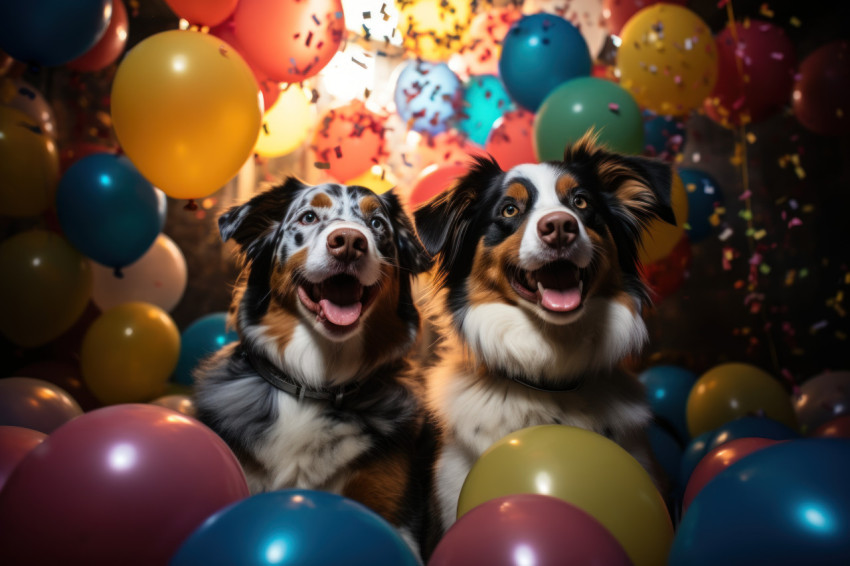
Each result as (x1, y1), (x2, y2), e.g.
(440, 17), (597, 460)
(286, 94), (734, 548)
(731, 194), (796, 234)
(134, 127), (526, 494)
(0, 107), (59, 217)
(312, 101), (386, 182)
(408, 163), (469, 209)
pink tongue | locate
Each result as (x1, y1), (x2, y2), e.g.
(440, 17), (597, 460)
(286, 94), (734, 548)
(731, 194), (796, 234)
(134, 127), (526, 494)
(539, 287), (582, 312)
(319, 299), (362, 326)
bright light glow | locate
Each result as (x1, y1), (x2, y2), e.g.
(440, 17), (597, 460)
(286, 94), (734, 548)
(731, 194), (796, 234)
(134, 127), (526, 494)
(800, 503), (836, 534)
(534, 471), (552, 495)
(265, 539), (287, 564)
(124, 327), (134, 337)
(31, 257), (41, 267)
(654, 388), (667, 400)
(514, 544), (536, 566)
(100, 173), (112, 187)
(318, 44), (374, 103)
(172, 56), (188, 73)
(572, 103), (583, 113)
(108, 443), (137, 471)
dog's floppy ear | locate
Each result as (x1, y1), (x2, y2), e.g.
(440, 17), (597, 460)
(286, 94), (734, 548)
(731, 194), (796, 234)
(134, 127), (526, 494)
(379, 189), (433, 275)
(218, 177), (304, 261)
(617, 155), (677, 227)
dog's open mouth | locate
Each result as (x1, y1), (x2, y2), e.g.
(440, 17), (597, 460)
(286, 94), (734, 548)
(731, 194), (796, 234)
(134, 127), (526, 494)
(510, 260), (585, 313)
(297, 274), (377, 332)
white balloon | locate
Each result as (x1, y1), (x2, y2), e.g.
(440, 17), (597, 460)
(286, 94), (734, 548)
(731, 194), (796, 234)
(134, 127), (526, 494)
(90, 233), (187, 312)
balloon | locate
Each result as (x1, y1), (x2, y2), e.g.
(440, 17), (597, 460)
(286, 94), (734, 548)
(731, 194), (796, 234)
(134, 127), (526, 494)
(67, 0), (129, 71)
(682, 437), (780, 514)
(253, 84), (313, 157)
(705, 19), (797, 128)
(172, 312), (238, 386)
(793, 40), (850, 136)
(56, 153), (162, 270)
(669, 439), (850, 566)
(312, 100), (386, 182)
(396, 0), (473, 62)
(534, 77), (645, 161)
(453, 7), (522, 77)
(165, 0), (239, 27)
(639, 171), (688, 264)
(638, 364), (698, 445)
(0, 230), (92, 348)
(706, 416), (799, 452)
(617, 4), (718, 116)
(0, 404), (249, 566)
(0, 0), (112, 66)
(458, 425), (672, 566)
(59, 140), (118, 172)
(232, 0), (345, 83)
(679, 167), (723, 243)
(485, 109), (537, 170)
(172, 489), (420, 566)
(408, 163), (469, 209)
(642, 112), (686, 163)
(81, 302), (181, 405)
(0, 377), (83, 434)
(686, 362), (798, 438)
(678, 430), (714, 497)
(639, 234), (691, 302)
(345, 167), (396, 195)
(150, 394), (196, 417)
(499, 13), (591, 112)
(601, 0), (686, 36)
(394, 60), (463, 136)
(90, 234), (187, 313)
(0, 106), (59, 217)
(1, 77), (58, 138)
(812, 415), (850, 438)
(457, 74), (514, 146)
(111, 30), (262, 201)
(431, 493), (632, 566)
(646, 422), (683, 501)
(0, 426), (46, 491)
(418, 130), (488, 169)
(14, 359), (102, 412)
(794, 370), (850, 434)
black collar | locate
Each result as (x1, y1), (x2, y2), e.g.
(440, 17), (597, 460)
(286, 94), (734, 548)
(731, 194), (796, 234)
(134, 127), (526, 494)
(237, 345), (362, 408)
(495, 367), (585, 393)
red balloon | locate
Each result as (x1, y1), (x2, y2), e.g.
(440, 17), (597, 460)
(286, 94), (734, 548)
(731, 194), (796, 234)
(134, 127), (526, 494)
(602, 0), (687, 36)
(0, 404), (249, 566)
(408, 163), (469, 209)
(682, 437), (779, 514)
(704, 19), (797, 127)
(0, 426), (46, 491)
(232, 0), (346, 83)
(639, 234), (692, 302)
(429, 493), (633, 566)
(417, 130), (488, 170)
(811, 415), (850, 438)
(311, 101), (386, 182)
(14, 359), (102, 412)
(67, 0), (129, 72)
(0, 377), (83, 434)
(793, 40), (850, 136)
(164, 0), (239, 27)
(485, 109), (537, 170)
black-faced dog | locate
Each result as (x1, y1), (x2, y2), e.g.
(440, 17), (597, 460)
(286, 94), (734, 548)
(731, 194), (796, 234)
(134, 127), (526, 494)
(413, 133), (677, 537)
(193, 178), (432, 549)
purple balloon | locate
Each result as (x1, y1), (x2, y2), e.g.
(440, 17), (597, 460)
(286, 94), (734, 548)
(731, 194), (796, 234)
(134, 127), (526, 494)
(14, 359), (102, 411)
(794, 371), (850, 434)
(0, 426), (46, 491)
(0, 377), (83, 433)
(429, 494), (633, 566)
(0, 404), (249, 566)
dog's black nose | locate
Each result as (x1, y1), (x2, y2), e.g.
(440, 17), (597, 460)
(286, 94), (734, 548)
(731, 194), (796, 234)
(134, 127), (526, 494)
(537, 211), (578, 249)
(327, 228), (368, 262)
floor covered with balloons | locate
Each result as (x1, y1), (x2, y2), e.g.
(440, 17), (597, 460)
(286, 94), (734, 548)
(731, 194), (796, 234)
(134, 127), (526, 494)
(1, 0), (849, 565)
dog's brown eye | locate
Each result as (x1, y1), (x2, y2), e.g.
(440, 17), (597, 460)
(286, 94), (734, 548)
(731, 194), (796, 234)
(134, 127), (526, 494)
(574, 196), (588, 209)
(300, 211), (318, 224)
(502, 204), (519, 218)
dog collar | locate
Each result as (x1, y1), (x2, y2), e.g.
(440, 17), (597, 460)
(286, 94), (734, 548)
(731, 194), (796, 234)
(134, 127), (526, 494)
(496, 368), (585, 393)
(238, 346), (361, 408)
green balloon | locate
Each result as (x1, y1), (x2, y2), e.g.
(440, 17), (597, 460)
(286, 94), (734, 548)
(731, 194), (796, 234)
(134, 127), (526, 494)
(534, 77), (645, 160)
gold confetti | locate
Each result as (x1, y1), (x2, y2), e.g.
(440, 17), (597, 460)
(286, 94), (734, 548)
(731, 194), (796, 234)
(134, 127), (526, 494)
(790, 16), (801, 27)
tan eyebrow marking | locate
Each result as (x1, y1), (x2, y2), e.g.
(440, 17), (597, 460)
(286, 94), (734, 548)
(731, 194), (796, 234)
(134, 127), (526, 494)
(310, 193), (333, 208)
(359, 196), (381, 216)
(506, 182), (529, 202)
(556, 175), (579, 199)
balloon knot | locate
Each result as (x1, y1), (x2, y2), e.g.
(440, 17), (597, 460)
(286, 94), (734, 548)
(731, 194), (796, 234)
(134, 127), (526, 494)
(184, 199), (198, 211)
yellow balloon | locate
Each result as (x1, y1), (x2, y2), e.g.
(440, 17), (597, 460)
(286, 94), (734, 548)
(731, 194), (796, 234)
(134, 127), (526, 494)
(686, 362), (798, 438)
(639, 170), (688, 264)
(0, 107), (59, 217)
(254, 85), (313, 158)
(396, 0), (473, 61)
(0, 230), (92, 347)
(458, 425), (673, 566)
(617, 4), (718, 116)
(81, 302), (181, 405)
(345, 166), (396, 195)
(111, 30), (263, 201)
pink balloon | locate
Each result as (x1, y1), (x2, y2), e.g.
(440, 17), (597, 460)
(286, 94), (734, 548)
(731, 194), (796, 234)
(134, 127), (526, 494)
(0, 426), (46, 491)
(682, 437), (780, 514)
(485, 109), (537, 170)
(0, 377), (83, 434)
(67, 0), (129, 72)
(409, 163), (470, 209)
(0, 404), (249, 566)
(429, 493), (633, 566)
(793, 40), (850, 136)
(811, 415), (850, 438)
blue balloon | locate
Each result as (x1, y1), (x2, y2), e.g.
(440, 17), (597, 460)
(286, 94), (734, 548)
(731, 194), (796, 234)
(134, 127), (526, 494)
(173, 312), (238, 386)
(393, 60), (462, 136)
(172, 489), (421, 566)
(498, 13), (591, 112)
(647, 422), (683, 501)
(56, 153), (161, 270)
(678, 430), (714, 497)
(638, 365), (698, 445)
(679, 168), (724, 242)
(0, 0), (112, 66)
(670, 439), (850, 566)
(642, 112), (687, 161)
(457, 75), (514, 146)
(706, 415), (799, 452)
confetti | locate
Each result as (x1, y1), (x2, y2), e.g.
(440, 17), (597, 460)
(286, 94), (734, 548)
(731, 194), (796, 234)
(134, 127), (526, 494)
(314, 161), (331, 169)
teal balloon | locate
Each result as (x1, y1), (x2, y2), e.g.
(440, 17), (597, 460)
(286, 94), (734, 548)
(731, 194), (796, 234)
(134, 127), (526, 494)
(172, 489), (421, 566)
(638, 365), (698, 445)
(678, 168), (724, 242)
(534, 77), (645, 161)
(55, 153), (161, 270)
(173, 312), (238, 386)
(647, 422), (683, 502)
(458, 75), (514, 146)
(499, 13), (591, 112)
(670, 439), (850, 566)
